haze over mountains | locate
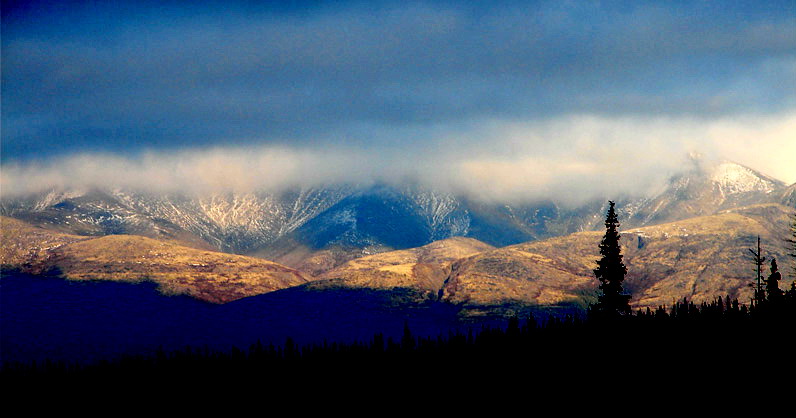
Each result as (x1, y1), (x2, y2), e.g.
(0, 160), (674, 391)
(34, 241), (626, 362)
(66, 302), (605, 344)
(1, 160), (794, 313)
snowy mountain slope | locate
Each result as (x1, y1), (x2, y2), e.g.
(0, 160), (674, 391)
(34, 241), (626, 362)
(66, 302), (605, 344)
(622, 161), (787, 227)
(0, 189), (200, 246)
(1, 188), (352, 253)
(110, 188), (351, 252)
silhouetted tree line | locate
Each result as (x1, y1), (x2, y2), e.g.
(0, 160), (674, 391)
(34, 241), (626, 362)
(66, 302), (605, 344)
(3, 293), (793, 387)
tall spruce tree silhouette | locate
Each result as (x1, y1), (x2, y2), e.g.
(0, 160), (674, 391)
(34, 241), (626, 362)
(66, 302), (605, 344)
(592, 201), (630, 318)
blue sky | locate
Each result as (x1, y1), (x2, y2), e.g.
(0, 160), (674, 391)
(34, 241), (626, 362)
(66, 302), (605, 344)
(2, 0), (795, 198)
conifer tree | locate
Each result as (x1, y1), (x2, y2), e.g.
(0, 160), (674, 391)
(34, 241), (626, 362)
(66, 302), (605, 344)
(787, 281), (796, 302)
(766, 259), (783, 302)
(748, 236), (766, 304)
(592, 201), (631, 317)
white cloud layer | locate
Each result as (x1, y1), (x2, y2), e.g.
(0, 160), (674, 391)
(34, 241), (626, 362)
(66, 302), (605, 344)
(2, 112), (795, 203)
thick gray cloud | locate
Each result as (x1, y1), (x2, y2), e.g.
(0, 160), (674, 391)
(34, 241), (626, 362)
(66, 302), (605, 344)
(2, 1), (795, 160)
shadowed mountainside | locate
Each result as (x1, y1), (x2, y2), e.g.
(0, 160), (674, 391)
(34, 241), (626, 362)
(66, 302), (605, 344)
(0, 273), (470, 364)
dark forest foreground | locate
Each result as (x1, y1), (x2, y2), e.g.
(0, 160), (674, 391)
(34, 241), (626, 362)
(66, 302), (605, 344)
(4, 296), (793, 398)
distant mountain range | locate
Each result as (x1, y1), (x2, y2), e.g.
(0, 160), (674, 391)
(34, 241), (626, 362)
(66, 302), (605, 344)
(2, 160), (795, 313)
(3, 161), (791, 257)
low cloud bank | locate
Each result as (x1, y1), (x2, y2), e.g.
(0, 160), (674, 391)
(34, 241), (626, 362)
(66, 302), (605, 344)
(2, 113), (794, 204)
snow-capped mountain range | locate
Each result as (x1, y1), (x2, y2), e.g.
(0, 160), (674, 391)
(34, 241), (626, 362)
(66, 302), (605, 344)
(2, 161), (792, 258)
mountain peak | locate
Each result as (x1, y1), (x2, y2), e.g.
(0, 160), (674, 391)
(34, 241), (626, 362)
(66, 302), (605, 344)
(709, 161), (783, 195)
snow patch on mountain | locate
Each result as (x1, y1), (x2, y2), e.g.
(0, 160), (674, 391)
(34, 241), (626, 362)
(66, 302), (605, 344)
(404, 188), (470, 239)
(710, 162), (779, 195)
